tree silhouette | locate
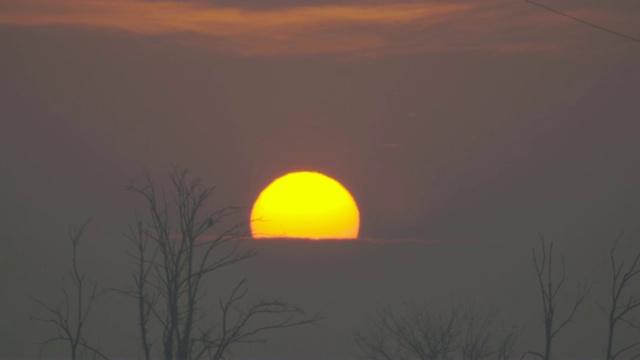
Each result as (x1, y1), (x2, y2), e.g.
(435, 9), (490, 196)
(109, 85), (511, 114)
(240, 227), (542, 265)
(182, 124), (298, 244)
(355, 302), (518, 360)
(30, 219), (108, 360)
(603, 235), (640, 360)
(525, 233), (590, 360)
(354, 306), (404, 360)
(120, 168), (323, 360)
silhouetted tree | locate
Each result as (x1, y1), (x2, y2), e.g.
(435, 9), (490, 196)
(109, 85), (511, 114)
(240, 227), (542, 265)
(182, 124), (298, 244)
(496, 325), (520, 360)
(115, 218), (157, 360)
(459, 305), (497, 360)
(354, 307), (404, 360)
(382, 303), (459, 360)
(121, 169), (323, 360)
(355, 302), (519, 360)
(30, 219), (108, 360)
(525, 233), (590, 360)
(603, 235), (640, 360)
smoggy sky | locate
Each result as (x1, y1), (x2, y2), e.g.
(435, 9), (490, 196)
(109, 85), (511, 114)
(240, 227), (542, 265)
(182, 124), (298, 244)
(1, 0), (640, 358)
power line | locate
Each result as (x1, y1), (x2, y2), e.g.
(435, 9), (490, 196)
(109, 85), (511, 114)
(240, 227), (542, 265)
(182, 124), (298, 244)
(524, 0), (640, 44)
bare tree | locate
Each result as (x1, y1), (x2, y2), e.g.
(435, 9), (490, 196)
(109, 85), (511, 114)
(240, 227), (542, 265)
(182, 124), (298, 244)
(604, 236), (640, 360)
(461, 307), (521, 360)
(30, 219), (108, 360)
(496, 325), (520, 360)
(459, 306), (496, 360)
(198, 279), (323, 360)
(123, 168), (323, 360)
(526, 233), (591, 360)
(354, 306), (406, 360)
(355, 302), (519, 360)
(390, 303), (460, 360)
(114, 218), (157, 360)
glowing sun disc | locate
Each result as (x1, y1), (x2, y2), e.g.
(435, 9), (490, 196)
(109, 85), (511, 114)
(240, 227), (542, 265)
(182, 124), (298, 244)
(251, 171), (360, 240)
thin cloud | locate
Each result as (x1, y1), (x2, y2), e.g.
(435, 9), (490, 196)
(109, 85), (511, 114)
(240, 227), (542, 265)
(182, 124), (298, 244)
(0, 0), (633, 56)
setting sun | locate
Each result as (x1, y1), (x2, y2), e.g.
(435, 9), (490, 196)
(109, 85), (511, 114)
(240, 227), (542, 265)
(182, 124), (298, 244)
(251, 171), (360, 240)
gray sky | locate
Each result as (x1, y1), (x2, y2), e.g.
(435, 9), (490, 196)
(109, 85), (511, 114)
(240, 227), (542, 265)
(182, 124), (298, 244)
(1, 0), (640, 358)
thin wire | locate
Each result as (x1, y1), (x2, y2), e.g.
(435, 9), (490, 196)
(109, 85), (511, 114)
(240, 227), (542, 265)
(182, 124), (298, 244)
(525, 0), (640, 44)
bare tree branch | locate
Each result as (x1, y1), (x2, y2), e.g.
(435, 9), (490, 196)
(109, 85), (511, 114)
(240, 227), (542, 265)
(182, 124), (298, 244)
(122, 168), (323, 360)
(605, 233), (640, 360)
(354, 306), (406, 360)
(529, 232), (591, 360)
(30, 219), (109, 360)
(356, 302), (518, 360)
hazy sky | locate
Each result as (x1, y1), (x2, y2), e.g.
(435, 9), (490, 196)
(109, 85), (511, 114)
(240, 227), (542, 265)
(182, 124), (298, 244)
(1, 0), (640, 358)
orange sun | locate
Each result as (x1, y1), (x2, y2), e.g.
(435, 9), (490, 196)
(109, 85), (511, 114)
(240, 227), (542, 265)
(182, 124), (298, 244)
(251, 171), (360, 240)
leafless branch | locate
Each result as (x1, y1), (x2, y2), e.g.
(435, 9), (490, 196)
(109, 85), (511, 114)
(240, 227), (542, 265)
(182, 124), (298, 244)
(529, 232), (591, 360)
(605, 233), (640, 360)
(356, 302), (517, 360)
(121, 168), (322, 360)
(30, 219), (108, 360)
(199, 279), (325, 360)
(354, 306), (406, 360)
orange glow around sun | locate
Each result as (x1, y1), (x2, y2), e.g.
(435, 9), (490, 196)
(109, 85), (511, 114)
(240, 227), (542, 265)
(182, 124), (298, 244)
(251, 172), (360, 240)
